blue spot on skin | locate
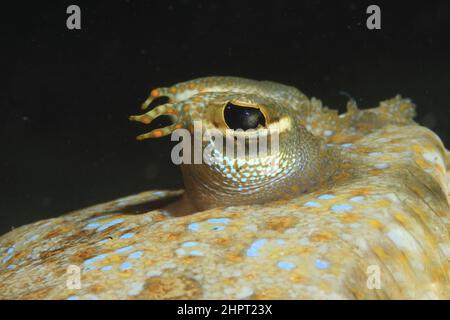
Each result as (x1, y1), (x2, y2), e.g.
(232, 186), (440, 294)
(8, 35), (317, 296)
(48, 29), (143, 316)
(350, 196), (365, 202)
(67, 296), (79, 300)
(2, 255), (13, 264)
(120, 233), (135, 240)
(182, 241), (198, 247)
(277, 261), (296, 270)
(175, 248), (186, 255)
(212, 226), (225, 231)
(304, 201), (320, 208)
(97, 239), (111, 245)
(7, 264), (16, 270)
(318, 194), (336, 200)
(84, 266), (96, 272)
(115, 245), (134, 254)
(101, 265), (112, 271)
(28, 235), (39, 241)
(84, 254), (108, 265)
(341, 143), (353, 148)
(128, 251), (143, 259)
(246, 239), (268, 257)
(315, 259), (330, 269)
(207, 218), (231, 224)
(85, 223), (101, 230)
(189, 250), (204, 256)
(96, 219), (124, 232)
(120, 262), (132, 271)
(331, 204), (353, 212)
(2, 246), (15, 264)
(188, 223), (200, 232)
(276, 239), (286, 245)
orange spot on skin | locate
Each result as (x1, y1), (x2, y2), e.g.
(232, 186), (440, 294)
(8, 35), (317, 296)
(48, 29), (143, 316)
(368, 219), (384, 230)
(183, 104), (191, 112)
(349, 188), (371, 196)
(335, 172), (351, 182)
(222, 277), (236, 286)
(175, 124), (183, 129)
(105, 255), (123, 264)
(151, 89), (160, 98)
(225, 253), (243, 263)
(144, 259), (156, 267)
(357, 147), (374, 154)
(373, 246), (388, 259)
(266, 216), (298, 231)
(386, 146), (404, 153)
(330, 134), (354, 144)
(252, 288), (284, 299)
(88, 284), (106, 293)
(182, 256), (199, 264)
(165, 109), (178, 115)
(375, 199), (391, 208)
(412, 144), (423, 153)
(153, 214), (167, 222)
(169, 87), (177, 94)
(339, 213), (360, 223)
(367, 169), (382, 175)
(213, 237), (231, 246)
(140, 116), (152, 124)
(310, 231), (334, 242)
(339, 162), (353, 169)
(118, 270), (133, 278)
(290, 185), (301, 193)
(289, 273), (306, 283)
(414, 157), (428, 168)
(293, 246), (313, 255)
(152, 130), (163, 138)
(165, 232), (181, 241)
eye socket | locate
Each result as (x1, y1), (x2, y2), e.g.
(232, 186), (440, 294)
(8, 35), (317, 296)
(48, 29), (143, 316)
(223, 102), (266, 130)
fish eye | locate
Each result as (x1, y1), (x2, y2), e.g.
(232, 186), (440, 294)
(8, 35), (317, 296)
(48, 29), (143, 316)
(223, 102), (266, 130)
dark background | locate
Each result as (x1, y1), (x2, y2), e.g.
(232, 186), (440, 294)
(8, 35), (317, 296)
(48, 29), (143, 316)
(1, 0), (449, 235)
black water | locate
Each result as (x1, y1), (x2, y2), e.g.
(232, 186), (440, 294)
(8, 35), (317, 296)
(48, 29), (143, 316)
(1, 0), (449, 235)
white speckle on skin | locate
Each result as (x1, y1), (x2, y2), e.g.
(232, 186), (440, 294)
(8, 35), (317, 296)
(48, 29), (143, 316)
(387, 226), (421, 255)
(146, 270), (162, 277)
(374, 163), (390, 169)
(235, 286), (254, 299)
(368, 151), (383, 157)
(422, 151), (443, 166)
(127, 282), (144, 296)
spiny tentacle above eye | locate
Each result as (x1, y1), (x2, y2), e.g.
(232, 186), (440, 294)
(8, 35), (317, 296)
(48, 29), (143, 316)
(130, 104), (178, 124)
(141, 87), (173, 110)
(130, 104), (183, 139)
(131, 76), (341, 213)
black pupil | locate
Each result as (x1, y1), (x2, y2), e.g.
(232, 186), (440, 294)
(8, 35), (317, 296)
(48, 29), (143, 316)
(223, 103), (266, 130)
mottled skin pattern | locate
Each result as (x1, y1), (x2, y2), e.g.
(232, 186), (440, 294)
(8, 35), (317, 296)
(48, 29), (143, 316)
(1, 77), (449, 299)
